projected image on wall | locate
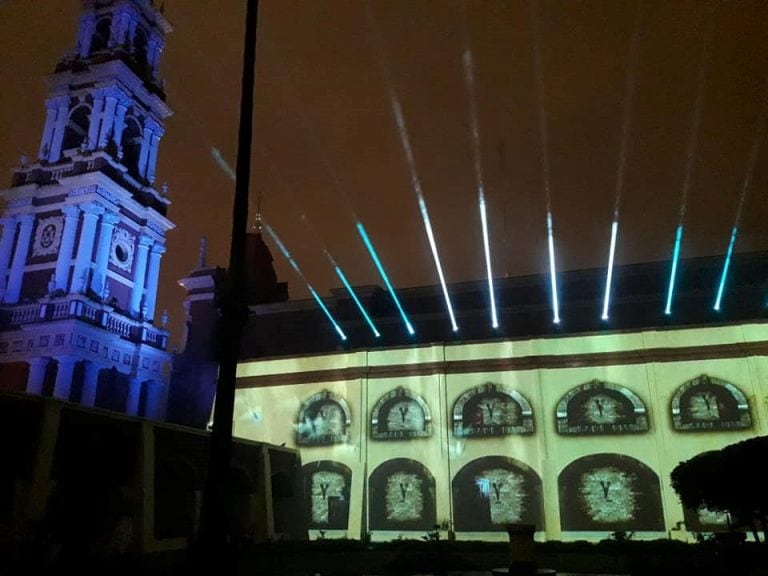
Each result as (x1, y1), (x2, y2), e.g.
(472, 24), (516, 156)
(558, 453), (664, 531)
(302, 460), (351, 530)
(452, 456), (543, 531)
(683, 504), (732, 533)
(369, 458), (436, 531)
(296, 390), (351, 446)
(556, 380), (648, 435)
(671, 374), (751, 431)
(453, 383), (534, 437)
(370, 386), (432, 440)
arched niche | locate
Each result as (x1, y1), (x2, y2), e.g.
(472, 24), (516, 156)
(296, 390), (351, 446)
(302, 460), (351, 530)
(558, 453), (664, 532)
(452, 456), (543, 532)
(452, 383), (534, 438)
(370, 386), (432, 440)
(120, 115), (143, 178)
(369, 458), (436, 531)
(555, 380), (648, 435)
(62, 104), (91, 152)
(132, 27), (149, 73)
(671, 374), (751, 432)
(90, 16), (112, 53)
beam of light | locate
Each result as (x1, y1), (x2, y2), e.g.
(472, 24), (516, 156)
(211, 147), (237, 181)
(366, 1), (458, 333)
(461, 39), (498, 330)
(479, 195), (498, 328)
(333, 264), (380, 338)
(664, 225), (684, 316)
(264, 225), (347, 341)
(601, 220), (619, 321)
(546, 212), (560, 324)
(356, 222), (415, 336)
(713, 226), (738, 312)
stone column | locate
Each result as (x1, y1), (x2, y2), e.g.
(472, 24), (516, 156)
(146, 129), (163, 184)
(144, 380), (166, 420)
(81, 360), (102, 407)
(76, 13), (96, 58)
(38, 104), (58, 160)
(53, 356), (79, 401)
(126, 375), (143, 416)
(26, 357), (50, 395)
(90, 211), (120, 296)
(48, 99), (71, 162)
(0, 216), (18, 295)
(4, 213), (35, 303)
(148, 36), (164, 80)
(130, 235), (153, 317)
(137, 126), (154, 179)
(87, 92), (105, 151)
(71, 203), (104, 294)
(112, 102), (128, 159)
(97, 95), (118, 149)
(144, 244), (165, 321)
(54, 204), (81, 292)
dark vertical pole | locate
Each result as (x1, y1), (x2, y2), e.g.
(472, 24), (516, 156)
(196, 0), (259, 566)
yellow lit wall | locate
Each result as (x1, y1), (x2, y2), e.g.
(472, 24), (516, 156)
(233, 323), (768, 541)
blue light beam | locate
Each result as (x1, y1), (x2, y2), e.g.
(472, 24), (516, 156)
(264, 225), (347, 341)
(479, 195), (498, 329)
(334, 264), (381, 338)
(664, 225), (684, 315)
(356, 222), (415, 336)
(547, 212), (561, 324)
(714, 226), (738, 312)
(601, 220), (619, 320)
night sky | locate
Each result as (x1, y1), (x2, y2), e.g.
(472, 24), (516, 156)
(1, 1), (767, 349)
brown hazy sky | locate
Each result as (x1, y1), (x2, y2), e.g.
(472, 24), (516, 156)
(1, 1), (767, 348)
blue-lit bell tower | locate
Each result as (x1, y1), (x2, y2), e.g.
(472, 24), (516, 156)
(0, 0), (174, 419)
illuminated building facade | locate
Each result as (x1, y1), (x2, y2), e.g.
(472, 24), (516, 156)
(230, 251), (768, 540)
(0, 0), (174, 418)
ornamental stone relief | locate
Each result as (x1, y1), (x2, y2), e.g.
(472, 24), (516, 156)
(32, 216), (64, 257)
(109, 227), (135, 272)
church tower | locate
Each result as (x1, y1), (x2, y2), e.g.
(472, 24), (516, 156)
(0, 0), (174, 419)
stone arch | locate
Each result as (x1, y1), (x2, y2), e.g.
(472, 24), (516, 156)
(296, 390), (351, 446)
(302, 460), (351, 529)
(452, 456), (544, 532)
(558, 453), (664, 532)
(369, 458), (436, 531)
(90, 16), (112, 53)
(671, 374), (751, 431)
(120, 115), (143, 177)
(370, 386), (432, 440)
(452, 382), (534, 437)
(132, 26), (149, 73)
(62, 104), (91, 152)
(555, 380), (648, 435)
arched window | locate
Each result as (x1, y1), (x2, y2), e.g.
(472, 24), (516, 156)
(90, 17), (112, 53)
(120, 116), (143, 178)
(671, 374), (751, 431)
(132, 27), (149, 74)
(368, 458), (436, 531)
(61, 105), (91, 152)
(558, 453), (664, 532)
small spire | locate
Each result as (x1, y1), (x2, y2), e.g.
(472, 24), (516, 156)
(198, 236), (208, 268)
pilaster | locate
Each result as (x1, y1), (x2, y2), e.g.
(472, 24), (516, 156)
(97, 95), (118, 149)
(48, 99), (71, 162)
(52, 355), (79, 401)
(4, 213), (35, 303)
(87, 92), (105, 151)
(126, 374), (144, 416)
(81, 360), (102, 407)
(71, 203), (104, 294)
(130, 235), (153, 317)
(144, 243), (165, 321)
(0, 216), (18, 295)
(54, 204), (81, 292)
(26, 357), (50, 396)
(90, 211), (121, 296)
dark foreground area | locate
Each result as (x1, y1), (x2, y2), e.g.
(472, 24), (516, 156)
(3, 538), (768, 576)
